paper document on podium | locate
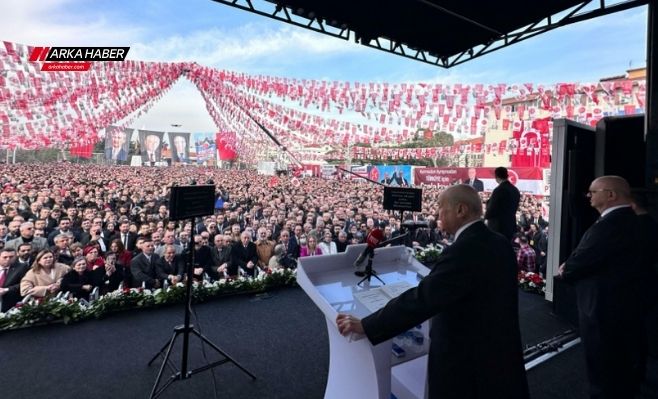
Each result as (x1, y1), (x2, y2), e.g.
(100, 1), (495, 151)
(354, 281), (413, 313)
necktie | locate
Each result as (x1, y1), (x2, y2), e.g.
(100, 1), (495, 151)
(179, 153), (184, 160)
(123, 234), (128, 248)
(0, 268), (7, 287)
(150, 153), (154, 162)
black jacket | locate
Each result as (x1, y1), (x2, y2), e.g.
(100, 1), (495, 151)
(130, 252), (160, 288)
(1, 262), (30, 312)
(563, 207), (645, 397)
(485, 180), (521, 240)
(362, 222), (529, 399)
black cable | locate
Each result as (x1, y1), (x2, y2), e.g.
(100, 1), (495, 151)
(523, 329), (579, 363)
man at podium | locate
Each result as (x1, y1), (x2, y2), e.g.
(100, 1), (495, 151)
(337, 185), (529, 399)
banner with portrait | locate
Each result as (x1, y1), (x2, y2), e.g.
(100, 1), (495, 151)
(167, 132), (191, 164)
(368, 165), (412, 187)
(413, 167), (548, 195)
(138, 130), (164, 164)
(104, 126), (132, 162)
(193, 132), (217, 165)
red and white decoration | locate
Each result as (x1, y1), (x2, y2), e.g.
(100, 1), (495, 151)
(0, 40), (645, 165)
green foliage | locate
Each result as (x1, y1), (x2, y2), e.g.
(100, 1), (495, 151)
(0, 270), (297, 331)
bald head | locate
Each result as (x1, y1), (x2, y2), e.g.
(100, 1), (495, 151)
(437, 185), (482, 234)
(592, 176), (631, 199)
(439, 185), (483, 218)
(588, 175), (632, 213)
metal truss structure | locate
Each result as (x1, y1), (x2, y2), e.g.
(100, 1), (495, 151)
(211, 0), (647, 68)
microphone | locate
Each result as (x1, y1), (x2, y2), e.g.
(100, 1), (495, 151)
(353, 228), (385, 268)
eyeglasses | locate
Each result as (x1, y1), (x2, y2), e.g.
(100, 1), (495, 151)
(586, 189), (613, 197)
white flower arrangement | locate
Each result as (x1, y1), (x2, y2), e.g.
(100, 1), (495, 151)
(0, 269), (298, 331)
(414, 244), (443, 264)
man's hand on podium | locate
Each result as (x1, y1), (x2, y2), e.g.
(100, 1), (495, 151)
(336, 314), (365, 337)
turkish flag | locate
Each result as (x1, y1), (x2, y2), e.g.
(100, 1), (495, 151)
(216, 132), (237, 161)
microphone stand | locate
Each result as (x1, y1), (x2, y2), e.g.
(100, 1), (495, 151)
(355, 233), (409, 287)
(148, 217), (256, 399)
(356, 250), (385, 286)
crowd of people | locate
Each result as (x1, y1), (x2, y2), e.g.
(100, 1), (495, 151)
(0, 162), (550, 313)
(2, 161), (656, 398)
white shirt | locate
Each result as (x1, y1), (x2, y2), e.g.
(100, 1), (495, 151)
(318, 241), (337, 255)
(454, 219), (482, 242)
(600, 204), (631, 218)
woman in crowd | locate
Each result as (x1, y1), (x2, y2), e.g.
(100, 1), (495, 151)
(110, 239), (132, 269)
(318, 230), (337, 255)
(70, 242), (84, 259)
(299, 235), (323, 257)
(20, 249), (70, 298)
(93, 252), (124, 294)
(61, 256), (95, 300)
(83, 245), (105, 271)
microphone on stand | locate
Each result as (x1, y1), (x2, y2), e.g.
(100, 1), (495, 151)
(353, 228), (385, 268)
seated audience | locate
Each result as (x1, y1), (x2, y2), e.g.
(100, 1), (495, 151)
(318, 231), (337, 255)
(155, 244), (183, 286)
(20, 250), (70, 299)
(300, 236), (322, 257)
(61, 257), (95, 300)
(0, 248), (30, 312)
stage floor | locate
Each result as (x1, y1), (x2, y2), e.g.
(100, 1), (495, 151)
(0, 287), (656, 399)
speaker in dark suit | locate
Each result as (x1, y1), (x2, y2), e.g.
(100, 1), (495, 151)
(559, 176), (645, 398)
(485, 167), (521, 240)
(0, 250), (30, 312)
(337, 186), (529, 399)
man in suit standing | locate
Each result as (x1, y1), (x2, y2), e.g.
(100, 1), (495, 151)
(5, 222), (49, 252)
(111, 220), (137, 252)
(13, 243), (33, 270)
(463, 168), (484, 192)
(337, 185), (529, 399)
(130, 237), (160, 289)
(485, 167), (521, 240)
(0, 248), (30, 312)
(558, 176), (645, 398)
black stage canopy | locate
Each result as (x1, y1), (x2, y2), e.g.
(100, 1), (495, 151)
(212, 0), (647, 68)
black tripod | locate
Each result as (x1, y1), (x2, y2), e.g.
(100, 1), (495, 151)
(148, 223), (256, 399)
(355, 252), (386, 286)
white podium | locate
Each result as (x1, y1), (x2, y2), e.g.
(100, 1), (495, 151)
(297, 244), (431, 399)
